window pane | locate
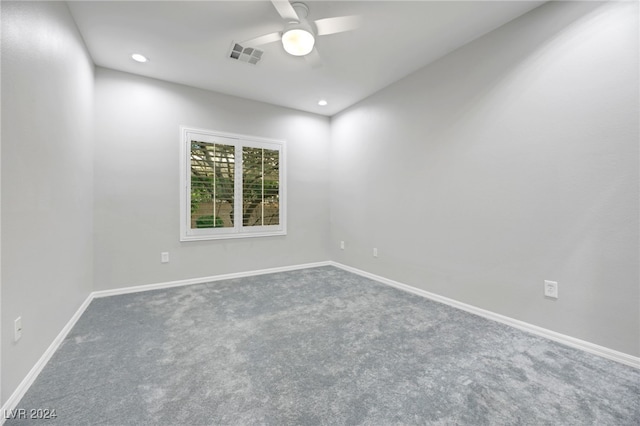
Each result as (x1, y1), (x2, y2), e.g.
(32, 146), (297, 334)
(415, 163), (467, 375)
(242, 147), (279, 227)
(190, 141), (234, 229)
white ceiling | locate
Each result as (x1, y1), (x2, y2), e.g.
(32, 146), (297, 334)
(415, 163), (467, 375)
(67, 1), (545, 116)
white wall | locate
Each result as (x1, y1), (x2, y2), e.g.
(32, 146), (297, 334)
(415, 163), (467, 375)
(1, 1), (95, 403)
(93, 68), (331, 290)
(330, 1), (639, 356)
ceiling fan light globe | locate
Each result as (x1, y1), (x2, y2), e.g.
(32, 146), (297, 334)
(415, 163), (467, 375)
(282, 28), (315, 56)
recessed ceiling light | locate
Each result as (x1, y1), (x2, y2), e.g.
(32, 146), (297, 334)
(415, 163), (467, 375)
(318, 99), (328, 106)
(131, 54), (148, 63)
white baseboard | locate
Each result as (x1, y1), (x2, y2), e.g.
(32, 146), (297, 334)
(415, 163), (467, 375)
(329, 261), (640, 369)
(91, 261), (333, 298)
(3, 260), (637, 423)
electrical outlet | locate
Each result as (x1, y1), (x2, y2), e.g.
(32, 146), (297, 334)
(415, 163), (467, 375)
(544, 280), (558, 299)
(14, 317), (22, 342)
(161, 252), (169, 263)
(373, 248), (378, 257)
(340, 241), (345, 250)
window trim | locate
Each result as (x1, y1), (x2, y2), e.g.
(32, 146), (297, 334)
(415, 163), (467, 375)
(180, 126), (286, 241)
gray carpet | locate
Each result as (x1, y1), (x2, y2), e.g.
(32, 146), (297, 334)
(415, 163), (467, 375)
(7, 266), (640, 425)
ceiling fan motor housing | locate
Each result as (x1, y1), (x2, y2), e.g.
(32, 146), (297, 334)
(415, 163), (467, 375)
(291, 2), (310, 21)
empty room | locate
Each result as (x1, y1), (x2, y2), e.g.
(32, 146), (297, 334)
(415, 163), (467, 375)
(1, 0), (638, 424)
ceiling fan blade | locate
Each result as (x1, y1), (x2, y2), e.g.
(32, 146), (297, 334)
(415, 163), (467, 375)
(304, 47), (323, 69)
(271, 0), (299, 21)
(242, 32), (282, 47)
(314, 15), (363, 36)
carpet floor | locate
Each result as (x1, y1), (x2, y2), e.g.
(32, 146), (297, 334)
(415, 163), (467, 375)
(7, 266), (640, 425)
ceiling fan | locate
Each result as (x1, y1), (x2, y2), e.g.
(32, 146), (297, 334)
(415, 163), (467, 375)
(241, 0), (362, 67)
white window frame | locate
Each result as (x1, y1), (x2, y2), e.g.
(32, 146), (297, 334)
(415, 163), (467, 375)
(180, 126), (286, 241)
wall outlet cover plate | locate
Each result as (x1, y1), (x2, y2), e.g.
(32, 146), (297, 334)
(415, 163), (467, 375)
(544, 280), (558, 299)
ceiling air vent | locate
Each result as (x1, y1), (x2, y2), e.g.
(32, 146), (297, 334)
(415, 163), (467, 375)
(229, 42), (264, 65)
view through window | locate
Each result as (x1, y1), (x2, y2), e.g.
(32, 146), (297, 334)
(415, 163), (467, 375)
(181, 128), (285, 241)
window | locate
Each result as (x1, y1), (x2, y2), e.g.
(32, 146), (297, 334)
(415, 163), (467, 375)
(180, 127), (286, 241)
